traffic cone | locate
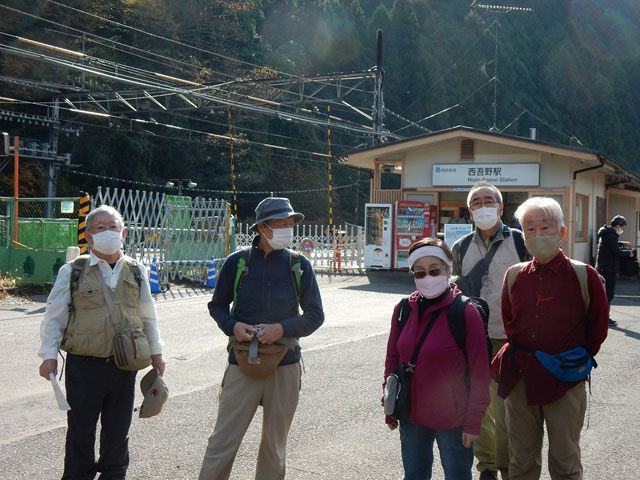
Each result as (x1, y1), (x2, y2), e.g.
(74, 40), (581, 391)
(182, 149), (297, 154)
(205, 257), (217, 288)
(149, 258), (160, 293)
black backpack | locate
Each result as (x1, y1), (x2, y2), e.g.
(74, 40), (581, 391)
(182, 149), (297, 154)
(397, 294), (492, 374)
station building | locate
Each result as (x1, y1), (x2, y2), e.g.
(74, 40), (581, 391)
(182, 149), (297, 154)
(343, 126), (640, 265)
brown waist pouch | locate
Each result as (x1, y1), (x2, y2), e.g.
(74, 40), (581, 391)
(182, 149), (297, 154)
(233, 341), (289, 378)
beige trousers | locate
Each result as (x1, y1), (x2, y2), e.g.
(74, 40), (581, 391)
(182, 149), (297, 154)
(505, 379), (586, 480)
(199, 363), (302, 480)
(475, 338), (510, 478)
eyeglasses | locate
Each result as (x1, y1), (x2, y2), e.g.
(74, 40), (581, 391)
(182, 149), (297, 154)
(469, 198), (497, 209)
(411, 268), (443, 279)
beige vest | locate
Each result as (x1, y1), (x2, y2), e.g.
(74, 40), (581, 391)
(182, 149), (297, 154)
(456, 226), (522, 339)
(61, 261), (143, 357)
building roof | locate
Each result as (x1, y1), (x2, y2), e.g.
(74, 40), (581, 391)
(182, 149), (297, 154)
(342, 125), (640, 189)
(344, 125), (598, 164)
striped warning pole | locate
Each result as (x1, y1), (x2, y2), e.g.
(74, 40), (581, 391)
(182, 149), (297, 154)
(149, 258), (160, 293)
(77, 191), (90, 254)
(205, 256), (217, 288)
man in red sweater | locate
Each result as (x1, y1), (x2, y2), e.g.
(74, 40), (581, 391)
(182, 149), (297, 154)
(492, 197), (608, 480)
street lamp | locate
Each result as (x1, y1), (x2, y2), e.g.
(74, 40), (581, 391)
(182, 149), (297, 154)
(166, 178), (197, 196)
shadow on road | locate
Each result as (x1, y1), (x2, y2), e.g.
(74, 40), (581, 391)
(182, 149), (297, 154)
(340, 271), (413, 294)
(610, 325), (640, 341)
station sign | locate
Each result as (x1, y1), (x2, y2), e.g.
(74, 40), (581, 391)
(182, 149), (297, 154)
(432, 163), (540, 186)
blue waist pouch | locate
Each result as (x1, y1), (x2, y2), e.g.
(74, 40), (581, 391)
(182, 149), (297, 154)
(534, 346), (596, 382)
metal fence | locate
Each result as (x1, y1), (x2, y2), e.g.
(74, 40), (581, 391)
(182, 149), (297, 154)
(94, 187), (231, 285)
(0, 197), (79, 249)
(236, 222), (365, 271)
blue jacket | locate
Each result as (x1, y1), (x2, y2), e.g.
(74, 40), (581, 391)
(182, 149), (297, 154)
(208, 236), (324, 365)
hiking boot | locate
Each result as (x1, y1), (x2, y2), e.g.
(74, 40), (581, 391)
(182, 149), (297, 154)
(608, 318), (618, 327)
(480, 471), (498, 480)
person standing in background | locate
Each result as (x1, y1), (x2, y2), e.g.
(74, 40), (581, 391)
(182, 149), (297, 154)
(596, 215), (634, 327)
(452, 181), (527, 480)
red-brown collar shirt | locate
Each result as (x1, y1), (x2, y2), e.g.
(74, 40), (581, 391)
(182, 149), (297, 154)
(491, 251), (609, 405)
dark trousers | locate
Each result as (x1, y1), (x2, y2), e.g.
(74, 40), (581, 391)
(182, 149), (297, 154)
(600, 270), (616, 305)
(63, 353), (137, 480)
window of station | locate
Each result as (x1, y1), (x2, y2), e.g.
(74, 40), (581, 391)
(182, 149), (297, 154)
(438, 190), (538, 232)
(439, 191), (470, 231)
(502, 192), (528, 228)
(575, 194), (588, 242)
(379, 163), (402, 189)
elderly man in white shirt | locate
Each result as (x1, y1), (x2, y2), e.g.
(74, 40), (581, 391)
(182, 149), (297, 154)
(38, 205), (165, 480)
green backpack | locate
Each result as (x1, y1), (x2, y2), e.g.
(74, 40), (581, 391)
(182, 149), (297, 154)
(232, 247), (302, 313)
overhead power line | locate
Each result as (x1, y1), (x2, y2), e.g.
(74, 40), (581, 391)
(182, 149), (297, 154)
(0, 38), (384, 139)
(1, 3), (376, 115)
(62, 168), (361, 196)
(391, 78), (494, 135)
(0, 4), (230, 83)
(44, 0), (305, 79)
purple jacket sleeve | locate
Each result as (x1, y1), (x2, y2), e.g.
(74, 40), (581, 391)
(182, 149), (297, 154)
(382, 302), (403, 425)
(384, 302), (402, 380)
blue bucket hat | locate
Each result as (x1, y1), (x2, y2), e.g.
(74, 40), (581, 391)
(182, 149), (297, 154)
(250, 197), (304, 232)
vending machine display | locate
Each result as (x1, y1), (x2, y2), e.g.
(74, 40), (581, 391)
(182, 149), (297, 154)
(393, 201), (439, 269)
(364, 203), (393, 269)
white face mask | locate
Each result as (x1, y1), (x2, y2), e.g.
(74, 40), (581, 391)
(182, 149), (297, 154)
(472, 206), (499, 230)
(265, 225), (293, 250)
(414, 274), (449, 299)
(615, 227), (624, 235)
(91, 230), (122, 255)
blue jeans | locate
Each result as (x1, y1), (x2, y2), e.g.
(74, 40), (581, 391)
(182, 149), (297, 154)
(400, 421), (473, 480)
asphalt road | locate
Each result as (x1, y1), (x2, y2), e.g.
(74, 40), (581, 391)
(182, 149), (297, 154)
(0, 272), (638, 479)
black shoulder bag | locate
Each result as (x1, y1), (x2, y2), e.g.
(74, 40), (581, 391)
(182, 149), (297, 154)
(459, 238), (503, 297)
(384, 308), (442, 421)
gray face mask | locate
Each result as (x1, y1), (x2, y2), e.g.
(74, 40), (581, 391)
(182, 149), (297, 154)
(525, 235), (560, 262)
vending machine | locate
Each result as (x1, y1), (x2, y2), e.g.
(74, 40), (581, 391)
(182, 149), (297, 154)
(393, 201), (439, 269)
(364, 203), (393, 269)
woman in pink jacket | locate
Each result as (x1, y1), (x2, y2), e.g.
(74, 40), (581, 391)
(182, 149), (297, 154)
(384, 237), (490, 480)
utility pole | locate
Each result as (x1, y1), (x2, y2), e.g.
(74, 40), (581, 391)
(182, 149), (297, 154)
(373, 29), (385, 145)
(490, 19), (499, 132)
(47, 97), (59, 199)
(470, 1), (533, 132)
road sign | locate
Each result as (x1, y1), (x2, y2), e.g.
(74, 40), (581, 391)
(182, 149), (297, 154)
(300, 238), (315, 254)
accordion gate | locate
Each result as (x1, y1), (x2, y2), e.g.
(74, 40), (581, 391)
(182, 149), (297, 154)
(94, 187), (230, 286)
(235, 222), (364, 271)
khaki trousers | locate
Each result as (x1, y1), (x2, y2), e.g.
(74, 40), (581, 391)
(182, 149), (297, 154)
(505, 379), (586, 480)
(475, 338), (510, 478)
(199, 363), (302, 480)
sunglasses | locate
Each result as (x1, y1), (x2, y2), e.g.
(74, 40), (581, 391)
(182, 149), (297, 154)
(411, 268), (443, 279)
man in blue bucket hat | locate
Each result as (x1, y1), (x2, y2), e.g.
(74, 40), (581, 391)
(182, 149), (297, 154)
(199, 197), (324, 480)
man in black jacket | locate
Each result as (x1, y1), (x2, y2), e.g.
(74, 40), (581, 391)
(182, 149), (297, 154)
(596, 215), (634, 327)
